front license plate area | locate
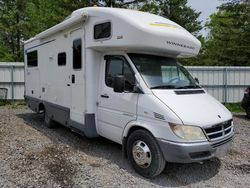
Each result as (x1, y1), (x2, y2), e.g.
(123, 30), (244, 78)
(215, 141), (232, 157)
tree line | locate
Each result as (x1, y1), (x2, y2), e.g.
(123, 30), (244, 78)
(0, 0), (249, 66)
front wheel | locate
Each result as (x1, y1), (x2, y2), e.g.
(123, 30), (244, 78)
(127, 129), (166, 178)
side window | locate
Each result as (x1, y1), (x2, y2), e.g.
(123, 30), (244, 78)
(58, 52), (66, 66)
(105, 56), (135, 91)
(94, 22), (111, 40)
(27, 50), (38, 67)
(106, 58), (123, 87)
(73, 39), (82, 69)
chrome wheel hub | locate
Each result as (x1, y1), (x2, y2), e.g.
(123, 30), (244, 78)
(132, 140), (152, 168)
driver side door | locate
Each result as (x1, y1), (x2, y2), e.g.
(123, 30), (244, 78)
(97, 55), (138, 144)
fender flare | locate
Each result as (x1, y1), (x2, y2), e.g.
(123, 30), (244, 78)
(122, 120), (157, 139)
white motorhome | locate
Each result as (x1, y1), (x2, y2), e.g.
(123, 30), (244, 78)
(24, 7), (234, 178)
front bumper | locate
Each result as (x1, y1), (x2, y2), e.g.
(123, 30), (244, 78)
(157, 134), (233, 163)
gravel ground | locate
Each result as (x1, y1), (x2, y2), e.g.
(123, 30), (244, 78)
(0, 105), (249, 188)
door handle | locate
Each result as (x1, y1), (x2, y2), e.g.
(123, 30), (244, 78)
(67, 84), (70, 86)
(101, 94), (109, 98)
(72, 75), (75, 84)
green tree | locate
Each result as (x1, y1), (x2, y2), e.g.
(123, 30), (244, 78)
(203, 0), (250, 66)
(0, 0), (28, 61)
(0, 0), (92, 61)
(0, 41), (14, 61)
(140, 0), (203, 66)
(0, 0), (203, 62)
(25, 0), (91, 37)
(25, 0), (146, 37)
(96, 0), (146, 8)
(141, 0), (202, 35)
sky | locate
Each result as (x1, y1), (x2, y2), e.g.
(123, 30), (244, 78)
(187, 0), (224, 35)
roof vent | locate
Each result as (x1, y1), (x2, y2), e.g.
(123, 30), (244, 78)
(175, 89), (205, 95)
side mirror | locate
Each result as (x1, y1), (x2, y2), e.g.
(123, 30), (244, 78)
(113, 75), (125, 93)
(195, 77), (199, 84)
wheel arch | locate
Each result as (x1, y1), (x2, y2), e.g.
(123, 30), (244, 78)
(123, 121), (157, 139)
(123, 122), (166, 177)
(122, 121), (157, 158)
(38, 102), (45, 113)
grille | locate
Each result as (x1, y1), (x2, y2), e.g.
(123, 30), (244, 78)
(204, 120), (233, 141)
(211, 136), (233, 148)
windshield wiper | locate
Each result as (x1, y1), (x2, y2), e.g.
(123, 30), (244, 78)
(175, 85), (201, 89)
(150, 85), (176, 89)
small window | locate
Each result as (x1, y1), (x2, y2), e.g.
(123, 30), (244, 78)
(94, 22), (111, 40)
(105, 56), (135, 91)
(58, 52), (66, 66)
(73, 39), (82, 69)
(27, 50), (38, 67)
(106, 58), (123, 87)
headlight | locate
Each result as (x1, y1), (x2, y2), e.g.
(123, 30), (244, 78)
(170, 123), (206, 141)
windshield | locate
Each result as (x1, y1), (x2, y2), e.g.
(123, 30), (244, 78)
(128, 53), (200, 89)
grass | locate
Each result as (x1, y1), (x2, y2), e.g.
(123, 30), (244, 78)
(224, 103), (245, 113)
(0, 100), (27, 109)
(0, 100), (10, 106)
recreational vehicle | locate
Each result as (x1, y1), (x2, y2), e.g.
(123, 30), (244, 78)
(24, 7), (234, 178)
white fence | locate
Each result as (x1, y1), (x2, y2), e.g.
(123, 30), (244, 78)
(0, 63), (24, 101)
(0, 63), (249, 103)
(187, 66), (250, 103)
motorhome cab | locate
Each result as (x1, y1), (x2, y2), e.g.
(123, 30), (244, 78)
(24, 7), (234, 178)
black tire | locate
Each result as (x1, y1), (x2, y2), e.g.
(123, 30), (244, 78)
(44, 110), (55, 128)
(127, 129), (166, 178)
(246, 106), (250, 119)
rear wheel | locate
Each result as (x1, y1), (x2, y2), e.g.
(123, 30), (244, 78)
(44, 109), (55, 128)
(127, 129), (166, 178)
(246, 106), (250, 119)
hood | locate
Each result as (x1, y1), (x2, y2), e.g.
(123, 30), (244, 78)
(152, 89), (232, 127)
